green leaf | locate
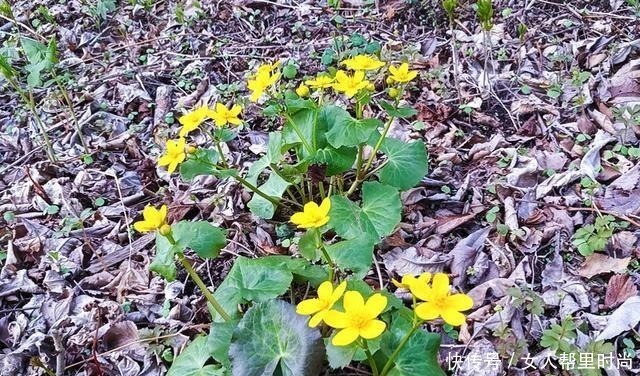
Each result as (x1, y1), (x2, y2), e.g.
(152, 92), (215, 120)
(212, 257), (289, 320)
(247, 173), (290, 219)
(167, 336), (226, 376)
(152, 233), (178, 281)
(207, 320), (238, 368)
(378, 138), (428, 190)
(315, 146), (357, 176)
(171, 221), (227, 259)
(325, 238), (374, 278)
(360, 182), (402, 238)
(283, 64), (298, 79)
(0, 53), (15, 79)
(326, 116), (382, 148)
(283, 107), (324, 157)
(328, 196), (378, 242)
(229, 300), (325, 376)
(179, 149), (220, 180)
(379, 314), (446, 376)
(298, 231), (321, 261)
(212, 256), (327, 321)
(329, 182), (401, 241)
(379, 100), (418, 118)
(324, 335), (381, 369)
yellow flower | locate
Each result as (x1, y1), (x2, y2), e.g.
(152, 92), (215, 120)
(409, 273), (473, 326)
(133, 205), (168, 233)
(305, 74), (335, 89)
(208, 103), (242, 127)
(341, 54), (385, 71)
(158, 138), (187, 174)
(247, 63), (281, 102)
(324, 291), (387, 346)
(178, 105), (210, 137)
(332, 70), (370, 98)
(392, 272), (432, 290)
(296, 280), (347, 327)
(290, 198), (331, 229)
(388, 63), (418, 83)
(296, 83), (310, 97)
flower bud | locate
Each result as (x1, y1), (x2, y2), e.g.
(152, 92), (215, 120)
(366, 83), (375, 91)
(386, 76), (395, 85)
(186, 145), (197, 154)
(159, 224), (172, 236)
(388, 88), (399, 99)
(296, 84), (310, 97)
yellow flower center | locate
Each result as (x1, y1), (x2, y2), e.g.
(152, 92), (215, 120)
(349, 312), (371, 329)
(431, 294), (449, 310)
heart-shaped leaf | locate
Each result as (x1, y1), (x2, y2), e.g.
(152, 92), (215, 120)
(378, 138), (428, 190)
(229, 300), (325, 376)
(379, 313), (446, 376)
(328, 182), (401, 241)
(167, 336), (227, 376)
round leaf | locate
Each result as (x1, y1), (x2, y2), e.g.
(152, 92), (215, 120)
(229, 300), (325, 376)
(378, 138), (428, 190)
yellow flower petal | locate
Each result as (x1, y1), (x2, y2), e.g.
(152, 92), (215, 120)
(319, 198), (331, 217)
(133, 221), (154, 233)
(330, 281), (347, 303)
(324, 310), (350, 329)
(296, 298), (325, 315)
(317, 281), (333, 301)
(359, 319), (386, 339)
(343, 291), (365, 312)
(446, 294), (474, 311)
(364, 293), (387, 319)
(431, 273), (450, 297)
(414, 302), (441, 321)
(441, 309), (467, 326)
(309, 310), (328, 327)
(409, 282), (432, 302)
(332, 327), (360, 346)
(290, 212), (309, 226)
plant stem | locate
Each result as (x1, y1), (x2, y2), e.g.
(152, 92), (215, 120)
(214, 138), (228, 168)
(9, 80), (56, 161)
(362, 339), (379, 376)
(449, 22), (461, 100)
(233, 175), (280, 206)
(284, 113), (313, 155)
(353, 92), (403, 194)
(177, 253), (232, 322)
(53, 72), (89, 154)
(314, 228), (335, 282)
(379, 323), (421, 376)
(345, 145), (364, 195)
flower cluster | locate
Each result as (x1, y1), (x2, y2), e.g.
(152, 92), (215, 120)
(296, 281), (388, 346)
(396, 272), (473, 326)
(157, 102), (243, 174)
(291, 54), (418, 100)
(296, 273), (472, 347)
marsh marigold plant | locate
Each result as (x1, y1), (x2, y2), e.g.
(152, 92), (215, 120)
(158, 138), (187, 173)
(133, 205), (168, 233)
(324, 291), (388, 346)
(296, 280), (347, 327)
(409, 273), (473, 326)
(290, 198), (331, 229)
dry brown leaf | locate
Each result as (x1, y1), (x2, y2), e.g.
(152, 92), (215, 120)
(435, 212), (476, 234)
(576, 254), (630, 279)
(604, 274), (638, 309)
